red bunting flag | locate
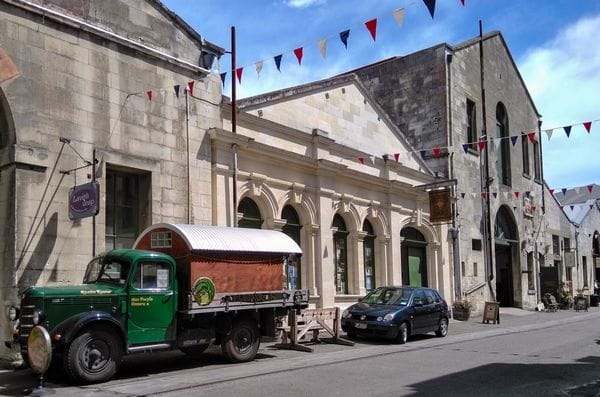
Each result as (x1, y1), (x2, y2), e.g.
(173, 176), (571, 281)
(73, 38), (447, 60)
(236, 67), (243, 84)
(460, 0), (465, 5)
(187, 81), (194, 96)
(294, 47), (303, 65)
(583, 121), (592, 133)
(146, 91), (153, 101)
(588, 185), (594, 193)
(514, 191), (520, 199)
(478, 140), (486, 151)
(527, 132), (536, 143)
(365, 18), (377, 41)
(433, 147), (440, 157)
(394, 153), (400, 162)
(532, 206), (536, 212)
(481, 192), (487, 201)
(549, 189), (555, 195)
(358, 157), (365, 164)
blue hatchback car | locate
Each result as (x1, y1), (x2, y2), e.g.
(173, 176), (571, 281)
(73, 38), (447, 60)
(341, 286), (449, 344)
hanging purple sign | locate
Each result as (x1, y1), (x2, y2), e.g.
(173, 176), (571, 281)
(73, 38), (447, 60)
(69, 181), (100, 220)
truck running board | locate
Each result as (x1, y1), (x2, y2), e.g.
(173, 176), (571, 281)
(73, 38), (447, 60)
(128, 343), (171, 353)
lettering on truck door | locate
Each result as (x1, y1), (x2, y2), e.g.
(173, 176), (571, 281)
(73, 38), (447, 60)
(128, 261), (176, 345)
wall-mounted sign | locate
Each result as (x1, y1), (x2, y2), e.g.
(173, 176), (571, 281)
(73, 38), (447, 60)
(429, 189), (452, 223)
(69, 181), (99, 220)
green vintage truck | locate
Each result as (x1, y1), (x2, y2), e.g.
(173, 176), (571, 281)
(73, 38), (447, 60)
(6, 224), (309, 384)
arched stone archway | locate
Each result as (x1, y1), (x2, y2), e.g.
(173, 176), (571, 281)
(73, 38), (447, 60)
(494, 205), (520, 307)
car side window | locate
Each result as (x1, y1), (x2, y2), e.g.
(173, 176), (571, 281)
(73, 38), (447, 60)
(424, 289), (438, 305)
(133, 262), (170, 290)
(412, 289), (426, 306)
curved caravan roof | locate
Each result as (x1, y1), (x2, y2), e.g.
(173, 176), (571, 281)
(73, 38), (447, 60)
(134, 223), (302, 255)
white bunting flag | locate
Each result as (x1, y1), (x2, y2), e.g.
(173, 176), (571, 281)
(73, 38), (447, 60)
(317, 39), (327, 60)
(255, 61), (264, 78)
(393, 8), (405, 27)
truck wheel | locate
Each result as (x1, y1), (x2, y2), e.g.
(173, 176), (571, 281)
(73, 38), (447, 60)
(64, 326), (122, 384)
(180, 344), (210, 356)
(221, 320), (260, 363)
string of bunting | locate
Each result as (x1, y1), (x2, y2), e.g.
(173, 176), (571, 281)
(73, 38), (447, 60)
(218, 0), (467, 87)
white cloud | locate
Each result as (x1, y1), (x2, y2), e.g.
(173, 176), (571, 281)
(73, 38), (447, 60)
(519, 13), (600, 188)
(285, 0), (325, 9)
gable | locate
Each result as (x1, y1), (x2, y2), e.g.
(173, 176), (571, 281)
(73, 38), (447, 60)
(239, 80), (427, 172)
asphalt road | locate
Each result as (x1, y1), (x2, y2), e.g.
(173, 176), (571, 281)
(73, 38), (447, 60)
(1, 308), (599, 396)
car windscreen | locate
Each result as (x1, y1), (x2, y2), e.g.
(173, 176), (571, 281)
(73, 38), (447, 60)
(83, 257), (130, 285)
(361, 287), (412, 306)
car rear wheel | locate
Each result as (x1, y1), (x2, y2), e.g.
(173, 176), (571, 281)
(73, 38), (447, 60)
(435, 317), (449, 337)
(396, 322), (408, 344)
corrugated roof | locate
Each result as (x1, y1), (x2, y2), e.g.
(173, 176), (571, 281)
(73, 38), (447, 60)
(134, 224), (302, 255)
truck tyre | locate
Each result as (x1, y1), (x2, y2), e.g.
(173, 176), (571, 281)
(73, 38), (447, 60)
(180, 344), (210, 357)
(221, 319), (260, 363)
(64, 326), (123, 384)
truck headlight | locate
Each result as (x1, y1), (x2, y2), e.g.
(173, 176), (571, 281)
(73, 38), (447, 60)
(32, 310), (45, 325)
(8, 306), (19, 321)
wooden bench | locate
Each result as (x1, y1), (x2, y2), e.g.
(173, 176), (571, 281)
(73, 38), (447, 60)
(274, 307), (354, 352)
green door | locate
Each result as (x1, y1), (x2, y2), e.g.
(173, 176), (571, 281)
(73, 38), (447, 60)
(128, 261), (177, 345)
(408, 249), (422, 287)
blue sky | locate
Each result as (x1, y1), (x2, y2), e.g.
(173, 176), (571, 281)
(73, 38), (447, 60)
(163, 0), (600, 190)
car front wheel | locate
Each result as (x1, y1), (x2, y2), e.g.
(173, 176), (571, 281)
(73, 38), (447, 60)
(396, 322), (408, 344)
(435, 317), (449, 337)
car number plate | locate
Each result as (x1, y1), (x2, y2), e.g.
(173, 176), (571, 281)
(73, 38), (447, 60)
(354, 322), (367, 329)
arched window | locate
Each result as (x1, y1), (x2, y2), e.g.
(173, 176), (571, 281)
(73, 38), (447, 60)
(332, 214), (348, 294)
(362, 220), (375, 291)
(237, 197), (262, 229)
(496, 102), (511, 186)
(401, 227), (428, 287)
(282, 205), (302, 289)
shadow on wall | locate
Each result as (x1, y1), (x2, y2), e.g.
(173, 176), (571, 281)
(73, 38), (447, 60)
(17, 212), (58, 289)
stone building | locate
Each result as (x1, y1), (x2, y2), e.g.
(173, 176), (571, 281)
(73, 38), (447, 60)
(213, 74), (451, 309)
(349, 32), (580, 310)
(0, 0), (223, 354)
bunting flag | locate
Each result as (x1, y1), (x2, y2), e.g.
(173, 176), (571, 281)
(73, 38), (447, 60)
(481, 192), (487, 201)
(525, 191), (531, 197)
(235, 67), (243, 84)
(420, 150), (427, 159)
(460, 192), (466, 199)
(369, 155), (375, 164)
(514, 191), (520, 199)
(510, 135), (518, 146)
(588, 185), (594, 193)
(365, 19), (377, 41)
(591, 204), (595, 210)
(549, 189), (554, 195)
(564, 125), (572, 137)
(274, 54), (283, 71)
(294, 47), (303, 65)
(462, 143), (469, 153)
(394, 153), (400, 162)
(584, 121), (592, 133)
(146, 91), (153, 101)
(478, 140), (486, 151)
(393, 8), (405, 27)
(422, 0), (436, 18)
(492, 192), (498, 199)
(187, 81), (194, 96)
(219, 73), (226, 87)
(545, 129), (553, 140)
(527, 132), (536, 143)
(339, 30), (350, 49)
(460, 0), (465, 5)
(382, 154), (389, 162)
(174, 84), (180, 98)
(255, 61), (263, 77)
(433, 147), (440, 157)
(570, 205), (575, 211)
(358, 157), (365, 164)
(561, 188), (567, 195)
(513, 206), (518, 211)
(317, 39), (327, 60)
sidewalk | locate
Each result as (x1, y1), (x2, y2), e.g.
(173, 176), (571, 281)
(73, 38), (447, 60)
(1, 306), (598, 396)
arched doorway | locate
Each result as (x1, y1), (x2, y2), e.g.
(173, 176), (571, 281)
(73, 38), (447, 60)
(282, 205), (302, 289)
(332, 214), (348, 294)
(237, 197), (262, 229)
(401, 227), (428, 287)
(362, 220), (375, 291)
(494, 206), (519, 306)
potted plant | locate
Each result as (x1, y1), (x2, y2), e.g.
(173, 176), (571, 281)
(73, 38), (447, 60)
(452, 298), (472, 321)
